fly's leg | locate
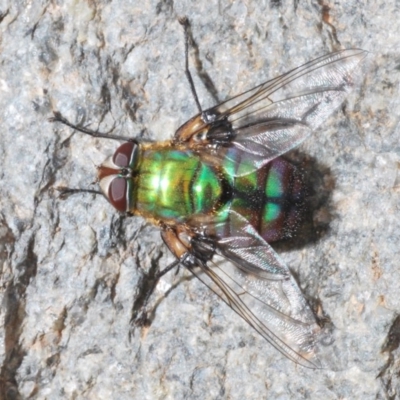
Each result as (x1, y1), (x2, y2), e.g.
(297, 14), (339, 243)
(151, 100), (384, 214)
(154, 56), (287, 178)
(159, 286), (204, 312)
(161, 224), (216, 267)
(133, 225), (217, 326)
(56, 187), (103, 198)
(133, 258), (181, 327)
(133, 226), (194, 326)
(179, 17), (203, 115)
(49, 111), (134, 142)
(133, 226), (195, 326)
(179, 17), (222, 125)
(53, 187), (108, 209)
(174, 18), (235, 144)
(55, 188), (138, 219)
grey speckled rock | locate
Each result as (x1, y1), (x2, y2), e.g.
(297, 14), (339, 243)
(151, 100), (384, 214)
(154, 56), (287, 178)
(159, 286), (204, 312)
(0, 1), (399, 399)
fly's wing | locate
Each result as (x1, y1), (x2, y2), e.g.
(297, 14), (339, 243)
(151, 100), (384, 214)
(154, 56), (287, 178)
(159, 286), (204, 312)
(189, 257), (321, 368)
(189, 211), (322, 368)
(175, 49), (367, 176)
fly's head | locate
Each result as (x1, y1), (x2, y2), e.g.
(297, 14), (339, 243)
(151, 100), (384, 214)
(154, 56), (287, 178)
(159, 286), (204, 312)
(98, 141), (139, 213)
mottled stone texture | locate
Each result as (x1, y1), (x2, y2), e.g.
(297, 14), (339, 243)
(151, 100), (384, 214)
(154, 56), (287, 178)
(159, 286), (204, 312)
(0, 1), (399, 399)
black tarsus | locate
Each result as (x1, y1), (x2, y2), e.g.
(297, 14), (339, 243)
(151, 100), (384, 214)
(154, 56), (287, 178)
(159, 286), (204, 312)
(134, 258), (181, 327)
(178, 17), (203, 115)
(155, 258), (182, 280)
(178, 17), (235, 142)
(49, 111), (134, 142)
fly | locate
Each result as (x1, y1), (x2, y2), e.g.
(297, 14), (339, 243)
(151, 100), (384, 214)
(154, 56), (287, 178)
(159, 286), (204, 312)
(50, 18), (367, 368)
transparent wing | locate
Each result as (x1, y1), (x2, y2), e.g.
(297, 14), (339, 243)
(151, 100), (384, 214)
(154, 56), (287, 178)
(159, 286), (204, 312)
(175, 49), (367, 176)
(209, 49), (366, 130)
(190, 211), (322, 368)
(189, 257), (321, 368)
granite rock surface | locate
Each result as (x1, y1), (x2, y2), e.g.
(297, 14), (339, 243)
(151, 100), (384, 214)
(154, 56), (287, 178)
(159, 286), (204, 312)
(0, 1), (399, 399)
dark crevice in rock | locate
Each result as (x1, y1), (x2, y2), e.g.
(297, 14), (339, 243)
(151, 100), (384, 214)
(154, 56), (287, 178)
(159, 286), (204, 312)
(378, 315), (400, 399)
(0, 235), (38, 400)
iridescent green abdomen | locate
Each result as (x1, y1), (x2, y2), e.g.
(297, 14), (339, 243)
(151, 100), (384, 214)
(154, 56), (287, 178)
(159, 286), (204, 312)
(210, 155), (304, 243)
(229, 158), (305, 242)
(135, 149), (224, 221)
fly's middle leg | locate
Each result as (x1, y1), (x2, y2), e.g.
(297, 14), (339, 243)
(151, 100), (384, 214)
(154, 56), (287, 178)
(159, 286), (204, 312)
(132, 258), (181, 327)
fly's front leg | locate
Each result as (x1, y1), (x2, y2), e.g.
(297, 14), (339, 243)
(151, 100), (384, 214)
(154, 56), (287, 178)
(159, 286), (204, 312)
(178, 18), (220, 124)
(174, 18), (235, 145)
(56, 187), (103, 199)
(55, 188), (135, 218)
(49, 111), (134, 142)
(178, 17), (203, 115)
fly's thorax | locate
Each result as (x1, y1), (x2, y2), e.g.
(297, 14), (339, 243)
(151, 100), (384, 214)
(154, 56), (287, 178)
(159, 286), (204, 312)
(135, 148), (229, 223)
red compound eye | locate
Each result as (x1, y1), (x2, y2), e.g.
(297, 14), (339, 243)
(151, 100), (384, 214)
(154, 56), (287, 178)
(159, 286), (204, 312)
(112, 142), (138, 168)
(108, 177), (127, 212)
